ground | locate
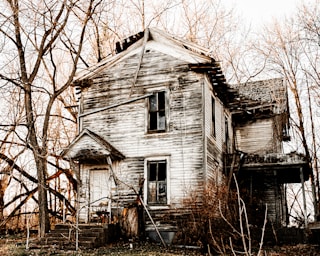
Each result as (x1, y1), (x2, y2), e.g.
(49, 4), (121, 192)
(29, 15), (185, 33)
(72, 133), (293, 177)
(1, 235), (320, 255)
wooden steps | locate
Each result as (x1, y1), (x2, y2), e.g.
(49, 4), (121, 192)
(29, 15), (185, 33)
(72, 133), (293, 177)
(36, 223), (109, 250)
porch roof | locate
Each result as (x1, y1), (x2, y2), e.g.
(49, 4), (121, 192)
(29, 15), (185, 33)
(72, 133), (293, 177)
(239, 152), (311, 183)
(61, 129), (125, 161)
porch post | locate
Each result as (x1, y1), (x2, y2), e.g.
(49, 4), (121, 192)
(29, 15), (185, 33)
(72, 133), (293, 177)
(300, 167), (308, 227)
(107, 156), (117, 222)
(76, 161), (80, 251)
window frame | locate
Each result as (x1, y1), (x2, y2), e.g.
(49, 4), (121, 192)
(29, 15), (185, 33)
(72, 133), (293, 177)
(147, 91), (167, 133)
(144, 156), (170, 207)
(211, 96), (216, 138)
(224, 114), (230, 152)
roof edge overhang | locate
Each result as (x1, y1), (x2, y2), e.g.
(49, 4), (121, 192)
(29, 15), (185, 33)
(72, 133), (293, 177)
(74, 28), (215, 83)
(238, 152), (311, 184)
(61, 129), (125, 162)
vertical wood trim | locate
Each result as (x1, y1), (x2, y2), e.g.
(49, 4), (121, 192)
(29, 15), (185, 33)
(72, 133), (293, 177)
(202, 79), (207, 185)
(165, 88), (170, 133)
(274, 170), (279, 222)
(250, 173), (253, 204)
(79, 94), (84, 132)
(88, 168), (91, 222)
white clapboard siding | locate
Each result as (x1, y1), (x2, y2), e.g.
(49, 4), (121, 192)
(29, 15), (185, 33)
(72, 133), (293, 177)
(235, 119), (275, 154)
(79, 48), (208, 208)
(203, 78), (226, 182)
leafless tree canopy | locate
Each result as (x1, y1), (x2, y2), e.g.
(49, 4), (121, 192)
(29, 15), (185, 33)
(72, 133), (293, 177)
(0, 0), (319, 238)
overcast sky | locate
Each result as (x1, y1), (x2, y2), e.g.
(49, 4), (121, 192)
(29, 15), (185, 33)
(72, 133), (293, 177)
(223, 0), (301, 30)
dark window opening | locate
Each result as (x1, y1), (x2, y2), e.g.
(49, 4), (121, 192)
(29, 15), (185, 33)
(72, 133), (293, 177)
(147, 160), (167, 204)
(225, 116), (229, 152)
(282, 123), (290, 141)
(212, 97), (216, 137)
(148, 92), (166, 132)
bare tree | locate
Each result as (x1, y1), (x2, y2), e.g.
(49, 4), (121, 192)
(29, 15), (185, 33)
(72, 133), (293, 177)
(254, 0), (320, 221)
(297, 1), (320, 213)
(87, 0), (181, 62)
(0, 0), (98, 237)
(0, 0), (267, 238)
(91, 0), (244, 85)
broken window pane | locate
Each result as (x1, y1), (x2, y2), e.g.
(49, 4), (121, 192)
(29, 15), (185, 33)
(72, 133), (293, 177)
(158, 91), (165, 110)
(149, 162), (157, 181)
(212, 97), (216, 137)
(158, 162), (166, 181)
(150, 95), (157, 111)
(158, 182), (167, 204)
(148, 92), (166, 132)
(148, 182), (157, 203)
(158, 111), (166, 130)
(147, 160), (167, 204)
(149, 112), (158, 130)
(159, 183), (166, 194)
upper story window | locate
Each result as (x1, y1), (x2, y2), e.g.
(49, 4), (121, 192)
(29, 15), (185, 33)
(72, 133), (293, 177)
(225, 115), (230, 152)
(148, 91), (166, 132)
(212, 96), (216, 138)
(147, 160), (167, 204)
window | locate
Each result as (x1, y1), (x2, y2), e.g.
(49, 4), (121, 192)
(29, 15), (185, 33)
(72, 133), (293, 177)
(225, 115), (230, 152)
(147, 160), (167, 204)
(148, 92), (166, 132)
(212, 97), (216, 137)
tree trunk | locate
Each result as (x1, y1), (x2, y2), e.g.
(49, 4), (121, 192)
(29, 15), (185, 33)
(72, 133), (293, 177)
(35, 155), (50, 237)
(0, 176), (9, 223)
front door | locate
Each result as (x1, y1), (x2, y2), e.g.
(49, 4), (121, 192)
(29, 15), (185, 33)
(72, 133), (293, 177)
(89, 168), (111, 222)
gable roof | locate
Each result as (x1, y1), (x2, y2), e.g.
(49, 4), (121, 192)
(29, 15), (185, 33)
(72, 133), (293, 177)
(74, 28), (221, 82)
(72, 28), (287, 122)
(73, 28), (228, 105)
(61, 129), (125, 161)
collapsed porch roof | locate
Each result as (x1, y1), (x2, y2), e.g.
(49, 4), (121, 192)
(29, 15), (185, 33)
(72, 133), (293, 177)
(60, 128), (125, 162)
(239, 152), (311, 183)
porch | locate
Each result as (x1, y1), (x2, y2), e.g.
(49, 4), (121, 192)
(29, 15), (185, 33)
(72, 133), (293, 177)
(226, 152), (312, 227)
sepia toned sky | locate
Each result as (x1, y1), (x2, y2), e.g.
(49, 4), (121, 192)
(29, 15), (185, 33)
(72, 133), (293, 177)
(223, 0), (301, 30)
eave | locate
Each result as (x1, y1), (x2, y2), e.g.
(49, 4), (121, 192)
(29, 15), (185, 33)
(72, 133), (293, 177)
(239, 152), (311, 184)
(61, 129), (125, 162)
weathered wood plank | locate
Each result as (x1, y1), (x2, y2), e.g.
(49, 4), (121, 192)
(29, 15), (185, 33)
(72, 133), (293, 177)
(76, 40), (228, 224)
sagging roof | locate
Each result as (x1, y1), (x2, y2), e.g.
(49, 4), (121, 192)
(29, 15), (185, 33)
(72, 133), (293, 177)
(229, 78), (288, 114)
(74, 28), (216, 82)
(225, 151), (311, 184)
(61, 129), (125, 161)
(73, 28), (227, 103)
(73, 28), (287, 123)
(187, 65), (288, 120)
(240, 152), (311, 183)
(200, 77), (289, 122)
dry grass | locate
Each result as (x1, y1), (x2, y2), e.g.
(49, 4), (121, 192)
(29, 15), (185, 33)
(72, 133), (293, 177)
(0, 236), (201, 256)
(1, 235), (320, 255)
(0, 237), (28, 256)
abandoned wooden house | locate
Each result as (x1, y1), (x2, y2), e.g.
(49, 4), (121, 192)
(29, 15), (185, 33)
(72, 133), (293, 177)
(61, 28), (311, 244)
